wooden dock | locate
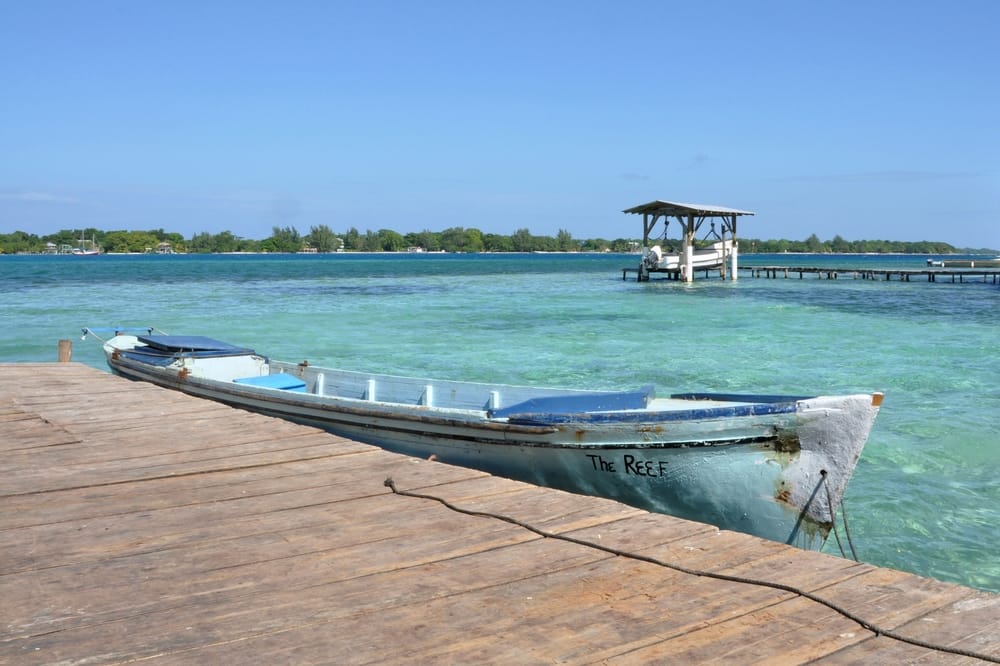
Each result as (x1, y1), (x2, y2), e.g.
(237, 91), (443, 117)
(742, 266), (1000, 283)
(2, 363), (998, 664)
(622, 265), (1000, 283)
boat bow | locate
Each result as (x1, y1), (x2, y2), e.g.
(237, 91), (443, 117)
(781, 393), (883, 531)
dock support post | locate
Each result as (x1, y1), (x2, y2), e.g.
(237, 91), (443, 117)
(730, 239), (739, 281)
(58, 339), (72, 363)
(681, 214), (695, 283)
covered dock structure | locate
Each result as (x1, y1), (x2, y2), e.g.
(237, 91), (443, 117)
(623, 200), (755, 282)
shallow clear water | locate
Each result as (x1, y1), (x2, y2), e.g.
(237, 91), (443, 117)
(3, 252), (998, 592)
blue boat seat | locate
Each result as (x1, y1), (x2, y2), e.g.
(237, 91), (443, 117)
(233, 374), (307, 392)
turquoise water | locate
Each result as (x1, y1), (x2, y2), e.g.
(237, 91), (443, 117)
(2, 252), (998, 592)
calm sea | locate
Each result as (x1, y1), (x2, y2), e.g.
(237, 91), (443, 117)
(2, 252), (997, 592)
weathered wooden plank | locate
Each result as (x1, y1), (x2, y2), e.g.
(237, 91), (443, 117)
(1, 458), (494, 574)
(0, 445), (490, 533)
(1, 363), (997, 665)
(0, 413), (80, 451)
(809, 567), (979, 637)
(2, 422), (355, 469)
(0, 363), (159, 401)
(1, 496), (542, 637)
(817, 636), (988, 664)
(820, 576), (1000, 662)
(575, 518), (868, 589)
(562, 506), (721, 548)
(612, 596), (871, 663)
(179, 556), (789, 664)
(1, 531), (614, 664)
(392, 474), (650, 533)
(0, 404), (42, 424)
(715, 540), (874, 588)
(2, 547), (777, 665)
(1, 435), (378, 496)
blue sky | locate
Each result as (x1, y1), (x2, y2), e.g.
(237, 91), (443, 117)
(2, 1), (998, 247)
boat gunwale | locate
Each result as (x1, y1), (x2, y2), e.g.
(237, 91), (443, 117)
(111, 351), (810, 424)
(107, 354), (808, 448)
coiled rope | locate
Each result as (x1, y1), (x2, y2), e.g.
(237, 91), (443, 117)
(384, 477), (998, 663)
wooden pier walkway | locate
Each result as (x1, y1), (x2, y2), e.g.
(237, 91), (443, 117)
(2, 363), (998, 664)
(622, 265), (1000, 283)
(742, 265), (1000, 283)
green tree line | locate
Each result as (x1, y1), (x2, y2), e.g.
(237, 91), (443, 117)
(742, 234), (965, 255)
(0, 226), (984, 255)
(0, 225), (635, 254)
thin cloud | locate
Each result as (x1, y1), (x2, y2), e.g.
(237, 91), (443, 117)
(620, 172), (650, 181)
(773, 169), (980, 183)
(0, 191), (79, 203)
(688, 153), (710, 167)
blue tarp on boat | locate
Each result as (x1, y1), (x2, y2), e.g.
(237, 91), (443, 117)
(138, 335), (254, 354)
(121, 335), (258, 367)
(120, 347), (183, 367)
(488, 385), (654, 419)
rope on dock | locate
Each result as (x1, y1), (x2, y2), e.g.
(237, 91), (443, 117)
(384, 477), (999, 664)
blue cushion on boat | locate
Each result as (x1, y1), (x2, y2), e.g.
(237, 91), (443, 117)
(488, 385), (654, 419)
(233, 374), (307, 392)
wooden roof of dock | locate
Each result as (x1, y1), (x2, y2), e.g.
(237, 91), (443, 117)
(623, 200), (755, 217)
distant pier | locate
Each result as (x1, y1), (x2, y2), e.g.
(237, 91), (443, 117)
(932, 258), (1000, 269)
(741, 265), (1000, 283)
(623, 265), (1000, 284)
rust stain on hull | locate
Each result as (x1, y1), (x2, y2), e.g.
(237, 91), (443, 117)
(774, 429), (801, 453)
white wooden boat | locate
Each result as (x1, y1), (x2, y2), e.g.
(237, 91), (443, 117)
(643, 239), (733, 272)
(85, 328), (883, 551)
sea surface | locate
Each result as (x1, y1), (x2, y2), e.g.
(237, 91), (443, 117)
(2, 252), (998, 593)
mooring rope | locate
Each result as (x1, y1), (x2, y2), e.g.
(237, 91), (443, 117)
(821, 470), (860, 562)
(384, 477), (998, 663)
(839, 491), (860, 562)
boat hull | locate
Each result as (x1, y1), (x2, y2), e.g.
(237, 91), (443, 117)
(644, 239), (733, 272)
(97, 333), (881, 551)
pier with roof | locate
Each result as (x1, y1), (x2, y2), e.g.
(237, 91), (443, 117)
(623, 200), (755, 282)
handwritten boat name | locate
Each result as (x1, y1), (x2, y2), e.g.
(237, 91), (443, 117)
(586, 453), (667, 477)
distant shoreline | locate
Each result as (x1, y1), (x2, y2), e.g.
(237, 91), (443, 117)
(6, 250), (999, 258)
